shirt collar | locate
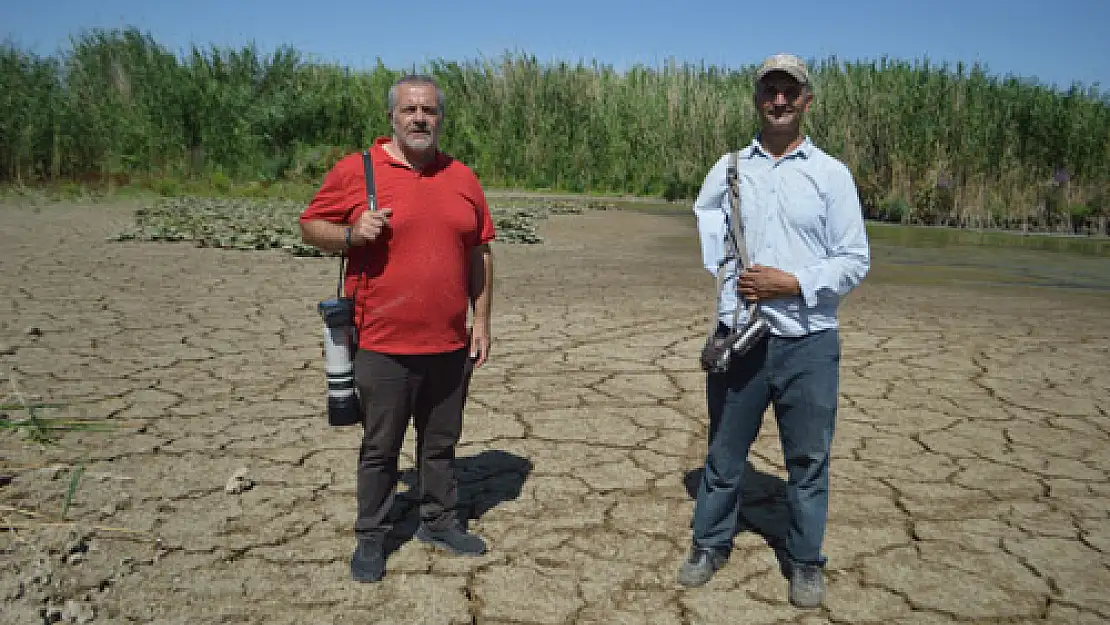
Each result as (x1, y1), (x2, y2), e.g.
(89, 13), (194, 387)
(374, 136), (448, 172)
(748, 135), (813, 160)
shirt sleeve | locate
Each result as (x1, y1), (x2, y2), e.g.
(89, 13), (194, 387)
(473, 184), (496, 245)
(793, 163), (871, 307)
(692, 154), (730, 276)
(300, 155), (362, 224)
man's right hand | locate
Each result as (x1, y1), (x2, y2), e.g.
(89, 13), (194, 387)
(350, 209), (393, 245)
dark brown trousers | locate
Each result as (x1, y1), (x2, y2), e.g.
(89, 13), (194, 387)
(352, 348), (472, 539)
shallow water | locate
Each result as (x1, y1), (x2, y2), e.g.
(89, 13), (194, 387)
(621, 201), (1110, 296)
(863, 224), (1110, 294)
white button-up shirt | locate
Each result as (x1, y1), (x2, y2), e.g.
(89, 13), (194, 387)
(693, 137), (871, 337)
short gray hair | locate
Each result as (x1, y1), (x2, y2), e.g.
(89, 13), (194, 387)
(387, 74), (446, 116)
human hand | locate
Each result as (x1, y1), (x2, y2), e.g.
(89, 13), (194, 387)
(738, 265), (800, 302)
(350, 209), (393, 245)
(468, 320), (491, 368)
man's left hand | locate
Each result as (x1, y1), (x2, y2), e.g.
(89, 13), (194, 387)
(738, 265), (801, 302)
(469, 322), (491, 368)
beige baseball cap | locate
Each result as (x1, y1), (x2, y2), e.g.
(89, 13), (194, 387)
(755, 54), (810, 84)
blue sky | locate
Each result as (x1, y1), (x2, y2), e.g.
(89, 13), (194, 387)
(4, 0), (1108, 91)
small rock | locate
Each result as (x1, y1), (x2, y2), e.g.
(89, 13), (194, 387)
(61, 530), (91, 566)
(25, 326), (42, 337)
(117, 557), (137, 576)
(61, 599), (96, 624)
(224, 467), (254, 494)
(26, 569), (51, 587)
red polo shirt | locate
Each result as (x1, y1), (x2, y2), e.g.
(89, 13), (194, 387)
(300, 138), (496, 354)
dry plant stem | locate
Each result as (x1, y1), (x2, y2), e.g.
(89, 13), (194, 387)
(1, 464), (134, 480)
(1, 521), (150, 535)
(1, 505), (148, 535)
(1, 504), (48, 518)
(7, 369), (29, 412)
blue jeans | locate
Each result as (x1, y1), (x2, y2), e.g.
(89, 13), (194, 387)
(692, 328), (840, 567)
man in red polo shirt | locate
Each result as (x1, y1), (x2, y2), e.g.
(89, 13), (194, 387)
(299, 74), (495, 583)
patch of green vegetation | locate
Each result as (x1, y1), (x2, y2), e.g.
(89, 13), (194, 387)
(109, 196), (323, 254)
(108, 196), (616, 251)
(0, 401), (116, 445)
(2, 372), (116, 524)
(61, 464), (85, 520)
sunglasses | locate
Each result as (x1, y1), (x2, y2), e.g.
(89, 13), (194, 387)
(758, 84), (806, 100)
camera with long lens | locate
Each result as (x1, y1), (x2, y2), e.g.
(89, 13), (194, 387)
(699, 315), (771, 373)
(318, 296), (362, 426)
(700, 150), (773, 374)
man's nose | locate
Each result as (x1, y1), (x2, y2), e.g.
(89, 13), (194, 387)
(773, 91), (789, 105)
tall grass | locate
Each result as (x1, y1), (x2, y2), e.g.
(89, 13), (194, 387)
(2, 28), (1108, 232)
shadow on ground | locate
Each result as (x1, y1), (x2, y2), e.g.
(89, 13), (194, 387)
(684, 464), (792, 576)
(386, 449), (533, 552)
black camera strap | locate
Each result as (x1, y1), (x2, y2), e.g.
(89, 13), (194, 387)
(362, 149), (379, 213)
(336, 150), (377, 298)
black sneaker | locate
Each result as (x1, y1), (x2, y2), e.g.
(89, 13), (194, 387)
(350, 538), (385, 582)
(415, 523), (487, 556)
(677, 547), (728, 587)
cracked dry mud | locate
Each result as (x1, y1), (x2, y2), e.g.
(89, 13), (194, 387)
(2, 200), (1109, 625)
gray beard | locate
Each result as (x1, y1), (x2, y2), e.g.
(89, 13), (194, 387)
(392, 123), (437, 152)
(401, 136), (435, 150)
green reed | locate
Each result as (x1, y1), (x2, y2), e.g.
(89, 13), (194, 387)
(2, 28), (1108, 232)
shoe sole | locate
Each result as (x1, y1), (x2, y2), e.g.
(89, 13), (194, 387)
(789, 592), (823, 609)
(350, 562), (384, 583)
(677, 571), (713, 587)
(415, 531), (486, 556)
(351, 570), (384, 583)
(350, 555), (385, 583)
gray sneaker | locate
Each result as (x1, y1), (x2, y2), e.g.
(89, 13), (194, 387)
(789, 563), (825, 608)
(677, 547), (727, 587)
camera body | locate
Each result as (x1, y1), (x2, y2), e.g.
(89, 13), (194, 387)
(699, 316), (771, 373)
(318, 297), (362, 426)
